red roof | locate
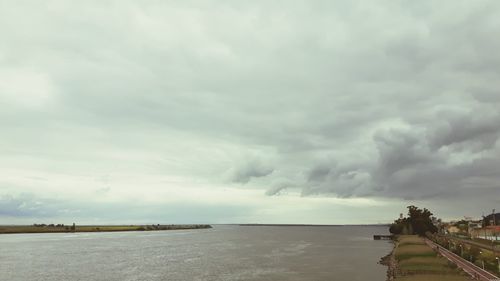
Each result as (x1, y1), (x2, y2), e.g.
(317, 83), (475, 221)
(485, 225), (500, 231)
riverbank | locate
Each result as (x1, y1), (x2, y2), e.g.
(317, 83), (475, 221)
(381, 235), (471, 281)
(0, 224), (212, 234)
(379, 239), (397, 280)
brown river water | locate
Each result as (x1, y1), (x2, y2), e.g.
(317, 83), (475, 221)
(0, 225), (392, 281)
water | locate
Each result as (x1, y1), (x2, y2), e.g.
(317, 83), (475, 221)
(0, 225), (392, 281)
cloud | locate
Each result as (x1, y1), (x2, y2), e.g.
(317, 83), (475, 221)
(427, 109), (500, 151)
(265, 178), (297, 196)
(0, 194), (59, 218)
(300, 113), (500, 201)
(0, 1), (499, 222)
(231, 160), (274, 184)
(307, 160), (336, 183)
(0, 192), (256, 224)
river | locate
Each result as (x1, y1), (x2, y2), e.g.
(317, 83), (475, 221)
(0, 225), (391, 281)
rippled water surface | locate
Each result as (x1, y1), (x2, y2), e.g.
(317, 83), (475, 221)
(0, 225), (391, 281)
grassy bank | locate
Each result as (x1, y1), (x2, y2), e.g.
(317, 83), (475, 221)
(0, 224), (212, 234)
(389, 235), (470, 281)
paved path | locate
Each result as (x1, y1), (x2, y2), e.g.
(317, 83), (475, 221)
(425, 239), (500, 281)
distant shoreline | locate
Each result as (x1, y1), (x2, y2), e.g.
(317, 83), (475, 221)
(0, 224), (212, 234)
(238, 223), (390, 227)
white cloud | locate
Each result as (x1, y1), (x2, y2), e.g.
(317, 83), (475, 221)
(0, 67), (55, 108)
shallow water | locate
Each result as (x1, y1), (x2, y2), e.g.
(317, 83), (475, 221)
(0, 225), (391, 281)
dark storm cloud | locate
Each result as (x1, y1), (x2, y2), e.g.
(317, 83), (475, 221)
(303, 114), (500, 201)
(1, 0), (500, 222)
(307, 164), (334, 183)
(427, 110), (500, 151)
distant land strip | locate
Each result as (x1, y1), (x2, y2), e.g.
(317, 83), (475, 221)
(238, 223), (390, 227)
(0, 224), (212, 234)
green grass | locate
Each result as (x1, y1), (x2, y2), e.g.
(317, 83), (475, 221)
(393, 236), (470, 280)
(395, 244), (436, 261)
(0, 226), (70, 233)
(472, 237), (500, 246)
(395, 274), (471, 281)
(399, 257), (455, 274)
(398, 235), (427, 246)
(76, 226), (145, 232)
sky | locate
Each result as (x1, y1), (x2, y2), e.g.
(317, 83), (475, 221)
(1, 1), (500, 225)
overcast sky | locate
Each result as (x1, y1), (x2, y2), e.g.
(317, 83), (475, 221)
(1, 1), (499, 224)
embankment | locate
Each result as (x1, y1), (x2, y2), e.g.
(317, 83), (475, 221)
(380, 235), (471, 281)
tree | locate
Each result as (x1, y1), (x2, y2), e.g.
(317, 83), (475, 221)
(453, 220), (469, 234)
(406, 205), (437, 236)
(389, 223), (404, 234)
(389, 206), (438, 236)
(469, 246), (480, 262)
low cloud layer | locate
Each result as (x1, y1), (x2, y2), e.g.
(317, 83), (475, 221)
(1, 1), (499, 223)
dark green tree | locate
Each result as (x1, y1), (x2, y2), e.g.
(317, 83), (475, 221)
(407, 205), (438, 235)
(389, 206), (438, 236)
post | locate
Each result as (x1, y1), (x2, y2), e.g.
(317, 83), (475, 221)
(496, 257), (499, 273)
(480, 251), (485, 270)
(493, 209), (496, 227)
(494, 234), (497, 263)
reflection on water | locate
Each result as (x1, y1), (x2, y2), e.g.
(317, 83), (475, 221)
(0, 225), (391, 281)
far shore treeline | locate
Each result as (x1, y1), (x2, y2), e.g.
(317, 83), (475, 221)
(0, 224), (212, 234)
(389, 205), (438, 236)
